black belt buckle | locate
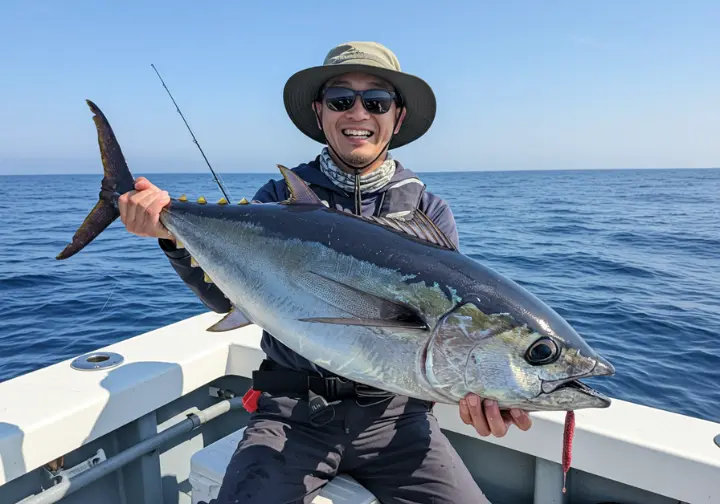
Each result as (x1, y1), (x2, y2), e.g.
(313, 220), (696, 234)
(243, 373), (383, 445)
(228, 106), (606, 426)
(308, 375), (354, 401)
(325, 376), (352, 400)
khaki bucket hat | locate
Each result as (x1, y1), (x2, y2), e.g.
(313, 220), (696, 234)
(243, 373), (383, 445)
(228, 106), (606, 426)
(283, 41), (437, 150)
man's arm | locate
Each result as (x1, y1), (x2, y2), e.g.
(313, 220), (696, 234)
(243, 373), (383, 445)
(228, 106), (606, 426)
(158, 239), (232, 313)
(115, 174), (282, 314)
(157, 179), (282, 313)
(420, 191), (533, 438)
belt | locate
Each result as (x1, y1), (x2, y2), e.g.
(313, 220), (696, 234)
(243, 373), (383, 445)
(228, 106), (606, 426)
(251, 359), (359, 401)
(250, 359), (395, 426)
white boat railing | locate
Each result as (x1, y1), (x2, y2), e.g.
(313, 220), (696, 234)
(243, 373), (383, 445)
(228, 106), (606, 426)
(0, 311), (718, 504)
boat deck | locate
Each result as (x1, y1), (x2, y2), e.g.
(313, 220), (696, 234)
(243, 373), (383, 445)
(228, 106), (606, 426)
(1, 312), (718, 503)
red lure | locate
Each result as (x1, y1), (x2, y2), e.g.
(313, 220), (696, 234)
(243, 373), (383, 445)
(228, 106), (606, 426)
(562, 410), (575, 493)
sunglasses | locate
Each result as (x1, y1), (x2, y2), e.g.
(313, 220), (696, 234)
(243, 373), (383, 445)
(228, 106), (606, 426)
(320, 86), (400, 115)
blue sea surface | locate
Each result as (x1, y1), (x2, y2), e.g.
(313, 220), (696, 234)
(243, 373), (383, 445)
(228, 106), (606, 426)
(1, 168), (718, 423)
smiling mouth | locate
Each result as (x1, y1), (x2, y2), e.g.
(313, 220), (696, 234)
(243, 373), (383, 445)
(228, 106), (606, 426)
(342, 128), (374, 139)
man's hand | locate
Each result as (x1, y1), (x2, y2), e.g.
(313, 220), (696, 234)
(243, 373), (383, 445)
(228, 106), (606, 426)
(459, 393), (532, 437)
(118, 177), (173, 240)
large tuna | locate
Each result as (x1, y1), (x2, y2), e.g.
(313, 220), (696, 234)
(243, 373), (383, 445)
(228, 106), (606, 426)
(58, 100), (615, 411)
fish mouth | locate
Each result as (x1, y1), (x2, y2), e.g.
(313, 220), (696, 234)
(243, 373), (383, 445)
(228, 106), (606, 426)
(540, 378), (612, 408)
(540, 355), (615, 406)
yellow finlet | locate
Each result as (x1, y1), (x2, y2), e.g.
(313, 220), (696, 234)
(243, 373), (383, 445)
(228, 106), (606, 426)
(218, 197), (228, 205)
(176, 239), (185, 249)
(238, 197), (249, 205)
(203, 272), (213, 284)
(197, 196), (207, 204)
(190, 257), (199, 267)
(178, 194), (188, 202)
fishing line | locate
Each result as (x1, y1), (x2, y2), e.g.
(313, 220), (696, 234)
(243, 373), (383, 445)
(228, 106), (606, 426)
(150, 63), (233, 204)
(98, 279), (119, 314)
(60, 274), (123, 353)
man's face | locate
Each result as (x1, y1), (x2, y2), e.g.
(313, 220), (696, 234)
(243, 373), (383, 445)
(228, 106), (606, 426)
(314, 72), (406, 169)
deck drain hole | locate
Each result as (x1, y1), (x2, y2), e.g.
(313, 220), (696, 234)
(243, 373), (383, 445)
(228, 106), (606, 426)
(71, 352), (124, 371)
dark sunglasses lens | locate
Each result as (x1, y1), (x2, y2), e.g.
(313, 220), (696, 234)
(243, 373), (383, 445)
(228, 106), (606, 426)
(324, 88), (356, 112)
(323, 88), (395, 114)
(361, 90), (395, 114)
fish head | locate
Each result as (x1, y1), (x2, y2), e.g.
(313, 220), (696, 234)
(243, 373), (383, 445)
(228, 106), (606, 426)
(425, 293), (614, 411)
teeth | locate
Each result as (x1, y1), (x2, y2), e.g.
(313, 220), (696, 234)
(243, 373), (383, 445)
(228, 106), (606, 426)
(343, 129), (372, 137)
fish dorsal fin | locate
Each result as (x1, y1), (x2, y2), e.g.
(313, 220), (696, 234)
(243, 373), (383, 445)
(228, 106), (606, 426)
(363, 210), (458, 251)
(275, 164), (456, 251)
(277, 164), (324, 206)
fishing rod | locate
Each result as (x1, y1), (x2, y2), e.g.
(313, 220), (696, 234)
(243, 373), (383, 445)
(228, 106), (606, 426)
(150, 63), (233, 204)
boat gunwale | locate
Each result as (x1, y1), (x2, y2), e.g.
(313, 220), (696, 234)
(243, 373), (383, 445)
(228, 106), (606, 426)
(0, 311), (718, 504)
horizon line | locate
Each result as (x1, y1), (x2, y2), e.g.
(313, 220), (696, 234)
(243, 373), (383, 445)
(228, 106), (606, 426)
(1, 166), (719, 177)
(2, 166), (720, 177)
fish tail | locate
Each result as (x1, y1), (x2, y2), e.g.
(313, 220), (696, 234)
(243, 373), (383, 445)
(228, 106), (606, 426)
(56, 100), (136, 260)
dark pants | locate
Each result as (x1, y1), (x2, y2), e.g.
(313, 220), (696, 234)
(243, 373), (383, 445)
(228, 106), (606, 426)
(210, 391), (491, 504)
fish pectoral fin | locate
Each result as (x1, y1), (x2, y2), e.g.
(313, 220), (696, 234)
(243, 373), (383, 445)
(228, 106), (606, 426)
(306, 270), (427, 325)
(298, 317), (427, 329)
(206, 307), (252, 332)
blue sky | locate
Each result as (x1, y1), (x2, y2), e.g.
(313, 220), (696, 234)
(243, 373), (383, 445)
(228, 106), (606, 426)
(1, 1), (718, 174)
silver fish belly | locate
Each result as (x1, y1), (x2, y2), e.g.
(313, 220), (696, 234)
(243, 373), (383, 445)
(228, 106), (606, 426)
(163, 209), (455, 403)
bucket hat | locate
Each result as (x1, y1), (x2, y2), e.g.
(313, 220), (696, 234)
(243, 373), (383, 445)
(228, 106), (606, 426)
(283, 41), (436, 150)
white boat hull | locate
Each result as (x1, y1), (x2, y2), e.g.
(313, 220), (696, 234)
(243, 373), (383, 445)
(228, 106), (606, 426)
(1, 312), (718, 504)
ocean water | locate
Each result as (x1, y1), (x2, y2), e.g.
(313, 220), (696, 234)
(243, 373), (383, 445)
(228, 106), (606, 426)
(1, 168), (718, 423)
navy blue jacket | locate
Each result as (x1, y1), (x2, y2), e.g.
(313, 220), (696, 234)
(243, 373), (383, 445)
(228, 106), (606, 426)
(159, 157), (459, 374)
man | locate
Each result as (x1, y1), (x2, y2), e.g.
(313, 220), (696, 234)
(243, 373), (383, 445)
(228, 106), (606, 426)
(119, 41), (533, 504)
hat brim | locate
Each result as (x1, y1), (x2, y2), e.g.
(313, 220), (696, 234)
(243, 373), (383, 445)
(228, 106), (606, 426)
(283, 63), (436, 150)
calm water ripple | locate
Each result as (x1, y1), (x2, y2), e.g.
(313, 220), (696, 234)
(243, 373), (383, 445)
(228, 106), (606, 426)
(1, 168), (718, 422)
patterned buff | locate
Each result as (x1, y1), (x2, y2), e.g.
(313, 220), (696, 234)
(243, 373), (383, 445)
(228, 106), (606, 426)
(319, 147), (396, 194)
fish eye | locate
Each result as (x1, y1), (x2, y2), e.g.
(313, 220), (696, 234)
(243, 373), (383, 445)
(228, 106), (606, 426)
(525, 338), (559, 365)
